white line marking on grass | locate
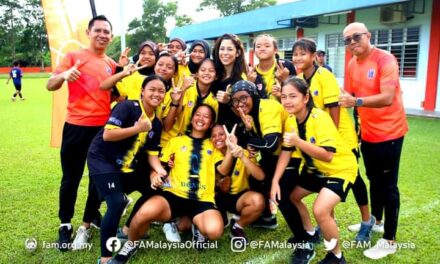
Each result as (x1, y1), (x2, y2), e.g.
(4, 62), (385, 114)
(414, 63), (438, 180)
(400, 200), (439, 218)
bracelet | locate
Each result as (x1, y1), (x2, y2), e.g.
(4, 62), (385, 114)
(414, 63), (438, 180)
(170, 102), (179, 107)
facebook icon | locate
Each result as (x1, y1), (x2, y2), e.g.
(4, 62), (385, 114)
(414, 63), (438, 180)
(106, 237), (122, 253)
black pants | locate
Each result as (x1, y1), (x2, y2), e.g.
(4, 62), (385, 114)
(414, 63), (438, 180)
(59, 122), (102, 224)
(361, 137), (404, 241)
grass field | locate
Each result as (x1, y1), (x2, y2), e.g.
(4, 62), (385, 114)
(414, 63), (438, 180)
(0, 74), (439, 263)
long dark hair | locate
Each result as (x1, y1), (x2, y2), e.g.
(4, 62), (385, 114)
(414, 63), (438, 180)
(212, 34), (247, 84)
(282, 77), (315, 111)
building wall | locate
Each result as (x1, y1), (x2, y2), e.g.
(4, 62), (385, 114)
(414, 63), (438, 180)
(237, 1), (433, 110)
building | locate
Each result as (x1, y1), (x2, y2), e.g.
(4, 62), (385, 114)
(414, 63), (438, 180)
(170, 0), (439, 112)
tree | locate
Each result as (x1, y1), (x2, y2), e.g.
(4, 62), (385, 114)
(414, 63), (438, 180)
(126, 0), (177, 48)
(175, 14), (193, 27)
(196, 0), (276, 16)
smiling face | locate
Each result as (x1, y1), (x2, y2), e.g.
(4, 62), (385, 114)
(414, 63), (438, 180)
(292, 47), (315, 72)
(254, 36), (277, 61)
(87, 20), (113, 52)
(211, 125), (227, 150)
(280, 83), (308, 115)
(139, 46), (156, 67)
(142, 79), (166, 108)
(197, 60), (216, 86)
(168, 40), (183, 55)
(154, 56), (176, 81)
(231, 90), (253, 115)
(219, 39), (238, 67)
(190, 45), (206, 64)
(191, 105), (214, 134)
(343, 23), (371, 57)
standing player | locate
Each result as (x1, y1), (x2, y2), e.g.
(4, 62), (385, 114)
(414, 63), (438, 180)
(46, 15), (117, 251)
(7, 61), (24, 101)
(339, 22), (408, 260)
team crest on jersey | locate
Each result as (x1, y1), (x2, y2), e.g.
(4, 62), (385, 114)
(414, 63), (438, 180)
(207, 150), (212, 155)
(134, 102), (139, 106)
(188, 101), (194, 107)
(181, 146), (187, 152)
(108, 117), (122, 126)
(105, 66), (112, 75)
(313, 90), (319, 96)
(310, 137), (316, 144)
(234, 170), (240, 176)
(148, 131), (155, 138)
(367, 69), (375, 79)
(256, 83), (263, 91)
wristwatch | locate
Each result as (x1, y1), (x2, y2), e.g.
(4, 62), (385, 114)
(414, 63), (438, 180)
(355, 97), (363, 107)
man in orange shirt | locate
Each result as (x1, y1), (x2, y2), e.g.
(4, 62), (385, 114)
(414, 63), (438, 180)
(339, 22), (408, 260)
(47, 15), (117, 251)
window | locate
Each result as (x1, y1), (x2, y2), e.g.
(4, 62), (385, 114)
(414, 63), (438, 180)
(326, 33), (346, 78)
(370, 27), (420, 78)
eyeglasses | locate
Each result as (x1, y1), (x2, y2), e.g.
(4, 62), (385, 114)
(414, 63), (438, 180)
(231, 95), (250, 106)
(344, 32), (367, 45)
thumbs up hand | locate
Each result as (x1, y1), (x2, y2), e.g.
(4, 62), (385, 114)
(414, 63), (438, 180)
(338, 88), (356, 108)
(63, 60), (81, 82)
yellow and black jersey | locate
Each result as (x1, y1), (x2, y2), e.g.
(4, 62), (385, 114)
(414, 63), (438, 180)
(160, 135), (223, 203)
(115, 71), (147, 100)
(298, 108), (357, 184)
(88, 99), (162, 174)
(247, 99), (285, 156)
(156, 88), (173, 122)
(298, 66), (358, 150)
(282, 115), (302, 160)
(225, 150), (260, 195)
(160, 83), (219, 146)
(173, 64), (192, 87)
(254, 59), (296, 100)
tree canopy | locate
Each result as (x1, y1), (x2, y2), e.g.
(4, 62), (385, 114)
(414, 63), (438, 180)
(196, 0), (277, 16)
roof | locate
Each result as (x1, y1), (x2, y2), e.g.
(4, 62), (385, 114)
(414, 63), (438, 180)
(170, 0), (409, 41)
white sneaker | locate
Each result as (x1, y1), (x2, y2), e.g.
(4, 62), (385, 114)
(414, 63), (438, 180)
(348, 222), (384, 233)
(364, 238), (397, 259)
(163, 222), (181, 242)
(11, 97), (16, 102)
(71, 226), (91, 250)
(122, 196), (134, 216)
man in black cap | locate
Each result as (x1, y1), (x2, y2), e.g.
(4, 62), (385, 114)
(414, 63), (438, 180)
(316, 50), (333, 73)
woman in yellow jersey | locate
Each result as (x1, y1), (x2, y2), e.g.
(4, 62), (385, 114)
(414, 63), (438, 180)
(212, 34), (248, 128)
(248, 34), (296, 99)
(229, 80), (285, 229)
(278, 77), (357, 264)
(111, 104), (233, 263)
(100, 41), (158, 100)
(212, 124), (265, 243)
(292, 38), (375, 242)
(160, 58), (219, 146)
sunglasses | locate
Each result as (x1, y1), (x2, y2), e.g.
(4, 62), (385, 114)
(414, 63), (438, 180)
(344, 32), (367, 45)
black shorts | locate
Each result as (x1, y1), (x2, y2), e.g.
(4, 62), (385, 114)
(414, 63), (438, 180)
(14, 83), (21, 91)
(297, 170), (352, 202)
(215, 191), (246, 215)
(160, 191), (217, 220)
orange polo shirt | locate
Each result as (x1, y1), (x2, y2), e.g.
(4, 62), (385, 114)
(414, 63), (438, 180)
(346, 48), (408, 143)
(55, 49), (117, 126)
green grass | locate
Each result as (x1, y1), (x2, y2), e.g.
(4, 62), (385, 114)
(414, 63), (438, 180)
(0, 77), (439, 263)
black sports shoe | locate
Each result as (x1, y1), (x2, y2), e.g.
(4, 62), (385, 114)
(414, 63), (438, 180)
(57, 225), (73, 252)
(290, 242), (315, 264)
(192, 224), (209, 251)
(249, 215), (278, 229)
(91, 213), (102, 230)
(230, 225), (248, 244)
(108, 242), (138, 264)
(317, 252), (346, 264)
